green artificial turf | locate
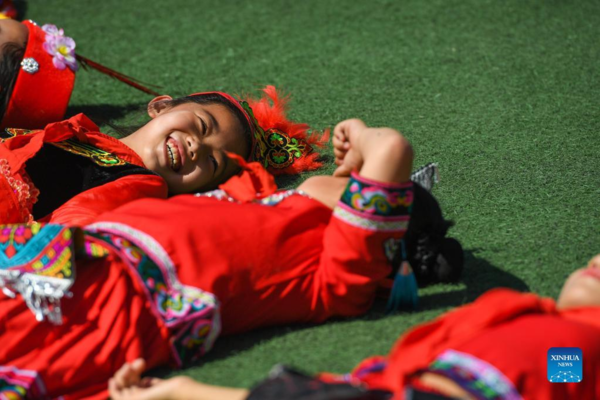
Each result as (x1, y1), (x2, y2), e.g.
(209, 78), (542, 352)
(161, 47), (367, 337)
(28, 0), (600, 389)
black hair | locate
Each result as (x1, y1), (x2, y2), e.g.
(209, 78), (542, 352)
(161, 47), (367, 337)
(0, 42), (25, 123)
(110, 93), (253, 161)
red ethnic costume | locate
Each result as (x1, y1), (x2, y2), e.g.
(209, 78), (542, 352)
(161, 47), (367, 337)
(0, 20), (165, 225)
(0, 156), (414, 399)
(0, 114), (168, 225)
(317, 289), (600, 399)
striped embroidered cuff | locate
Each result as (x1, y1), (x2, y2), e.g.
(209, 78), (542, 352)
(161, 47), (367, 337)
(333, 173), (413, 231)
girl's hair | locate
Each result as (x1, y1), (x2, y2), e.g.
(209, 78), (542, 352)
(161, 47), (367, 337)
(110, 93), (253, 160)
(0, 42), (25, 123)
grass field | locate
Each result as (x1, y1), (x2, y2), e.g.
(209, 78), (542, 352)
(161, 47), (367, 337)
(28, 0), (600, 389)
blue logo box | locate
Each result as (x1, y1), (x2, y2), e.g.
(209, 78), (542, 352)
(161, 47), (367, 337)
(547, 347), (582, 383)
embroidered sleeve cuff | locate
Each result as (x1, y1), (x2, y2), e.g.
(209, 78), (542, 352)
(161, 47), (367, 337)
(333, 173), (413, 232)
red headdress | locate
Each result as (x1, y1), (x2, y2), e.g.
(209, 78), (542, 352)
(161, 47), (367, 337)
(190, 86), (329, 175)
(1, 20), (159, 130)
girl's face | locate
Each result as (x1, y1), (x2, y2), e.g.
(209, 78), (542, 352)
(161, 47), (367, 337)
(557, 254), (600, 310)
(122, 97), (248, 194)
(0, 19), (28, 50)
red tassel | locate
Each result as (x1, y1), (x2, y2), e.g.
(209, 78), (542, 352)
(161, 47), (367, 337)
(75, 54), (161, 96)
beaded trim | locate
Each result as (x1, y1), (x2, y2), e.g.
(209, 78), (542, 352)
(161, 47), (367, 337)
(195, 188), (310, 206)
(427, 349), (522, 400)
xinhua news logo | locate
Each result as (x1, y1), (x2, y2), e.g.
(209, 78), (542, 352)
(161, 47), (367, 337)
(547, 347), (582, 383)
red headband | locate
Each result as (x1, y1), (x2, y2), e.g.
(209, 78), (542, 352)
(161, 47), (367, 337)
(2, 20), (75, 129)
(190, 87), (328, 175)
(2, 20), (160, 130)
(189, 91), (255, 134)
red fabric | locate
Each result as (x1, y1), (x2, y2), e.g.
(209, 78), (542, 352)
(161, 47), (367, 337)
(40, 174), (167, 226)
(2, 21), (75, 129)
(0, 252), (173, 400)
(97, 190), (402, 335)
(0, 114), (168, 225)
(218, 152), (278, 201)
(0, 174), (22, 223)
(0, 166), (409, 398)
(348, 289), (600, 400)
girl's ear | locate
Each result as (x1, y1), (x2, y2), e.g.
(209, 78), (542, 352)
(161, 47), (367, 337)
(147, 95), (173, 118)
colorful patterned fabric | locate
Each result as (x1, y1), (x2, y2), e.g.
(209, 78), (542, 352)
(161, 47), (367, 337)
(426, 349), (522, 400)
(50, 138), (126, 167)
(240, 100), (314, 170)
(334, 172), (413, 231)
(0, 223), (75, 324)
(0, 366), (50, 400)
(1, 128), (40, 142)
(85, 223), (221, 366)
(2, 127), (127, 167)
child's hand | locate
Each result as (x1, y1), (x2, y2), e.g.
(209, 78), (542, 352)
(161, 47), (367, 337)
(332, 119), (367, 177)
(108, 359), (193, 400)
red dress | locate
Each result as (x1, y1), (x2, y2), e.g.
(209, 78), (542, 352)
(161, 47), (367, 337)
(0, 114), (167, 225)
(0, 165), (413, 399)
(341, 289), (600, 399)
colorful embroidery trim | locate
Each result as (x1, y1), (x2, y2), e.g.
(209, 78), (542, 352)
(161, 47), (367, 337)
(85, 222), (221, 366)
(0, 224), (76, 325)
(341, 172), (413, 217)
(0, 366), (48, 400)
(427, 349), (522, 400)
(2, 127), (126, 167)
(334, 173), (412, 232)
(50, 138), (126, 167)
(1, 128), (40, 142)
(240, 100), (313, 170)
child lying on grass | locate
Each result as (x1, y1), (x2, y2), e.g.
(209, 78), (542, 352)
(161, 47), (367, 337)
(0, 86), (325, 225)
(0, 117), (413, 399)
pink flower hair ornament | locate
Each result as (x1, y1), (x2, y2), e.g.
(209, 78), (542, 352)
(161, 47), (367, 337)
(2, 20), (160, 130)
(41, 24), (78, 72)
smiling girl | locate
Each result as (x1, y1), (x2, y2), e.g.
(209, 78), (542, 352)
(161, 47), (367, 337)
(0, 86), (326, 225)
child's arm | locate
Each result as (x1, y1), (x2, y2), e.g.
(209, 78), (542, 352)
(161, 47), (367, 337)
(299, 119), (413, 208)
(332, 118), (413, 183)
(108, 359), (248, 400)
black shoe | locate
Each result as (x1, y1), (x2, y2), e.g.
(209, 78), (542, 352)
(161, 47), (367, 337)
(393, 182), (464, 287)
